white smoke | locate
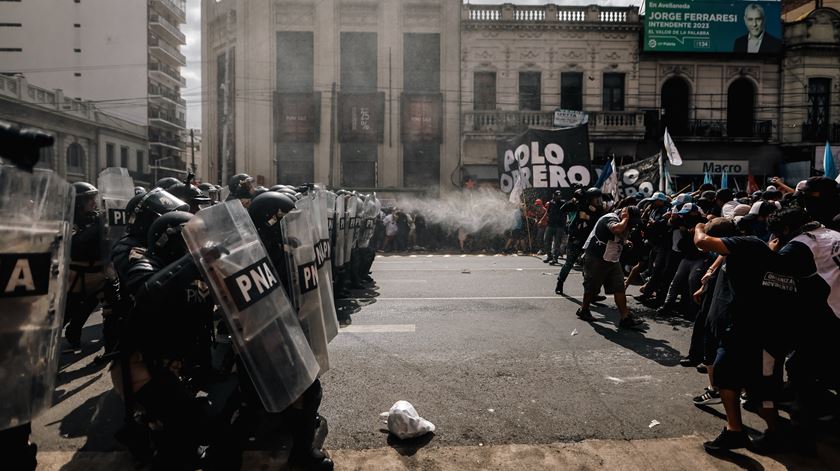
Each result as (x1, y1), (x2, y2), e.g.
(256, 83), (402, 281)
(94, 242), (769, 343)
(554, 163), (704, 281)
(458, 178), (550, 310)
(396, 188), (520, 235)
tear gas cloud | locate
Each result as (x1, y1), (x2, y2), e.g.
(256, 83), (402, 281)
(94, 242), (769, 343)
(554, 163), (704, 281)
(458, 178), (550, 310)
(396, 189), (519, 236)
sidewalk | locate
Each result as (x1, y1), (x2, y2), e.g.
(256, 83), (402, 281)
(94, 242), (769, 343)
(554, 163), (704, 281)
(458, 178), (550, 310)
(38, 434), (840, 470)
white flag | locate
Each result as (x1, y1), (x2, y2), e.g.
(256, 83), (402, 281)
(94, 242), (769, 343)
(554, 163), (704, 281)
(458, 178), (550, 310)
(602, 159), (620, 204)
(663, 128), (683, 166)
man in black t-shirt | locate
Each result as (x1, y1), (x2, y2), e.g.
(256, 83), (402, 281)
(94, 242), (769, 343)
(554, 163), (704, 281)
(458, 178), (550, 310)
(694, 222), (795, 453)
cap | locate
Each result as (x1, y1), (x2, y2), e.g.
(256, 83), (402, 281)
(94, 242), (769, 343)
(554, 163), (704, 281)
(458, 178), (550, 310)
(672, 193), (693, 207)
(765, 185), (778, 192)
(626, 205), (643, 225)
(732, 204), (751, 218)
(677, 202), (703, 215)
(749, 200), (780, 217)
(701, 190), (716, 201)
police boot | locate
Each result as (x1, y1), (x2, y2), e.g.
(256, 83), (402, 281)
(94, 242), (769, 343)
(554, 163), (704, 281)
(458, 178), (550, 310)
(348, 254), (363, 290)
(134, 373), (203, 470)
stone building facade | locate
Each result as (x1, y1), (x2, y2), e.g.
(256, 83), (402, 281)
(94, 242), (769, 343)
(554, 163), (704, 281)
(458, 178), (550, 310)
(0, 75), (149, 185)
(200, 0), (461, 195)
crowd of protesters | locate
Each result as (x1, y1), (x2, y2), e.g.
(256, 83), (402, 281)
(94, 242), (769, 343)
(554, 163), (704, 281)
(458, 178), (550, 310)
(546, 175), (840, 455)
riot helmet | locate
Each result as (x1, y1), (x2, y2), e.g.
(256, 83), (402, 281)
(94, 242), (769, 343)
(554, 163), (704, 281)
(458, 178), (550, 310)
(134, 186), (147, 196)
(252, 186), (270, 198)
(154, 176), (181, 190)
(147, 210), (193, 264)
(127, 188), (189, 238)
(168, 182), (213, 214)
(197, 182), (219, 203)
(73, 181), (99, 217)
(228, 173), (255, 199)
(248, 192), (297, 241)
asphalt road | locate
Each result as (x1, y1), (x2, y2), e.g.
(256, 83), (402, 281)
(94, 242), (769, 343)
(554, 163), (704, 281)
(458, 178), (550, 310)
(32, 253), (775, 461)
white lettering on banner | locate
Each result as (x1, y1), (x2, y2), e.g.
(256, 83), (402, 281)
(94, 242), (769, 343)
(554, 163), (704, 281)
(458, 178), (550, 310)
(500, 138), (591, 191)
(5, 259), (35, 293)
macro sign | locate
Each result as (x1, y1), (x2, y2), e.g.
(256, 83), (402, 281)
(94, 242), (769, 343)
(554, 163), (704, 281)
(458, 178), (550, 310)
(644, 1), (782, 54)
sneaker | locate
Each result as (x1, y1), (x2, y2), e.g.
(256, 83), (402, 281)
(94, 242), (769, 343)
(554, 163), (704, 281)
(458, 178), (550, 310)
(703, 427), (750, 453)
(576, 308), (595, 322)
(679, 357), (700, 367)
(750, 429), (786, 455)
(696, 364), (708, 374)
(543, 256), (552, 263)
(554, 281), (563, 295)
(549, 260), (560, 266)
(693, 388), (722, 405)
(618, 315), (644, 329)
(593, 294), (607, 303)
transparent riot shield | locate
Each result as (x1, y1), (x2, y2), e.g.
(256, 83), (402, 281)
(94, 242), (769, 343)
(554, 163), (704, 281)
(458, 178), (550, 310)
(0, 165), (73, 431)
(334, 194), (347, 269)
(358, 196), (378, 249)
(97, 168), (135, 270)
(183, 200), (319, 412)
(310, 187), (339, 341)
(345, 195), (360, 257)
(281, 202), (330, 373)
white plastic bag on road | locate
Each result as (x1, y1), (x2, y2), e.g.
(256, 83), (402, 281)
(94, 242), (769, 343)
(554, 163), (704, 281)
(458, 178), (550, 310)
(381, 401), (436, 440)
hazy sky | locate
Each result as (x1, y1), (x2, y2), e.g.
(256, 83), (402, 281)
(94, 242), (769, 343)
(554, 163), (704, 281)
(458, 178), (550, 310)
(182, 0), (640, 130)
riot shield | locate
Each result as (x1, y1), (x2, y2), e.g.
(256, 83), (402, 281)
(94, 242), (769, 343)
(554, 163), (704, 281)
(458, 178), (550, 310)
(358, 196), (378, 249)
(183, 200), (319, 412)
(310, 187), (340, 341)
(281, 201), (330, 373)
(0, 165), (73, 431)
(345, 195), (360, 257)
(97, 168), (135, 271)
(334, 193), (347, 269)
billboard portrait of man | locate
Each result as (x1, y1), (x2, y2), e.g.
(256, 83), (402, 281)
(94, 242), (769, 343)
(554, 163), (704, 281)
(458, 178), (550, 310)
(733, 3), (781, 53)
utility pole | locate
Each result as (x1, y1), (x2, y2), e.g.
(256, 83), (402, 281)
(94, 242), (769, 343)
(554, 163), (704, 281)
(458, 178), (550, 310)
(190, 128), (196, 174)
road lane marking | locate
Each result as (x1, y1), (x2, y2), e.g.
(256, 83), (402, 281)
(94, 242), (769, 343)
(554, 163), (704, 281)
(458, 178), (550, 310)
(377, 279), (428, 283)
(606, 375), (655, 384)
(341, 324), (415, 333)
(376, 267), (561, 271)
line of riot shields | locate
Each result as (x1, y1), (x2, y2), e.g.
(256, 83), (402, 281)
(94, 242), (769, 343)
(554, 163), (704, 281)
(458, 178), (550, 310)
(1, 133), (383, 470)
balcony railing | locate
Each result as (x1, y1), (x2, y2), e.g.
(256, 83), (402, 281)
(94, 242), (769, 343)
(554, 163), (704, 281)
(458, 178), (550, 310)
(149, 14), (186, 44)
(149, 110), (186, 128)
(149, 62), (186, 87)
(464, 4), (637, 24)
(670, 119), (773, 140)
(149, 37), (187, 66)
(463, 110), (645, 137)
(151, 0), (186, 23)
(149, 84), (186, 107)
(801, 123), (840, 142)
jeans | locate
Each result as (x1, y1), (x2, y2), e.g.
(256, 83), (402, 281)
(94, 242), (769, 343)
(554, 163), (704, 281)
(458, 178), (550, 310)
(543, 225), (565, 259)
(556, 242), (584, 285)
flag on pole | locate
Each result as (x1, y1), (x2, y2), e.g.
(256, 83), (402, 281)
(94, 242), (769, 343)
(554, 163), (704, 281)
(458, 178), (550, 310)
(824, 141), (838, 181)
(721, 169), (729, 190)
(602, 159), (621, 204)
(594, 159), (613, 188)
(663, 160), (675, 194)
(704, 171), (713, 185)
(658, 153), (666, 192)
(663, 128), (683, 166)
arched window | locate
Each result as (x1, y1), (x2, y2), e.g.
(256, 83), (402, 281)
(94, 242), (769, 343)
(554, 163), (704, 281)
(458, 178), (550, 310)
(66, 142), (85, 172)
(36, 145), (54, 170)
(661, 77), (690, 136)
(727, 78), (756, 138)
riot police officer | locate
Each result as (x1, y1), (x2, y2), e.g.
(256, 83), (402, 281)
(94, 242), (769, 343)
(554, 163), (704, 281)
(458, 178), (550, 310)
(168, 182), (213, 214)
(64, 181), (106, 349)
(121, 211), (240, 470)
(555, 187), (605, 295)
(197, 182), (220, 204)
(226, 173), (255, 207)
(248, 192), (334, 471)
(154, 176), (182, 190)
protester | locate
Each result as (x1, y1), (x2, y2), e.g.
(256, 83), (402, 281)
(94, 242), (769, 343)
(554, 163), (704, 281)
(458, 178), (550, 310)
(542, 190), (567, 264)
(574, 206), (645, 329)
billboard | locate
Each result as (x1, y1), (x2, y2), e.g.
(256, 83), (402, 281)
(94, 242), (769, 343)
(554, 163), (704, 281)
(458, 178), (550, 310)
(644, 1), (782, 54)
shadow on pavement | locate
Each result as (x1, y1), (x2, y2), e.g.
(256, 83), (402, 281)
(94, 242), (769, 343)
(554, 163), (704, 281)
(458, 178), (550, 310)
(384, 432), (435, 457)
(336, 283), (380, 326)
(587, 313), (682, 367)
